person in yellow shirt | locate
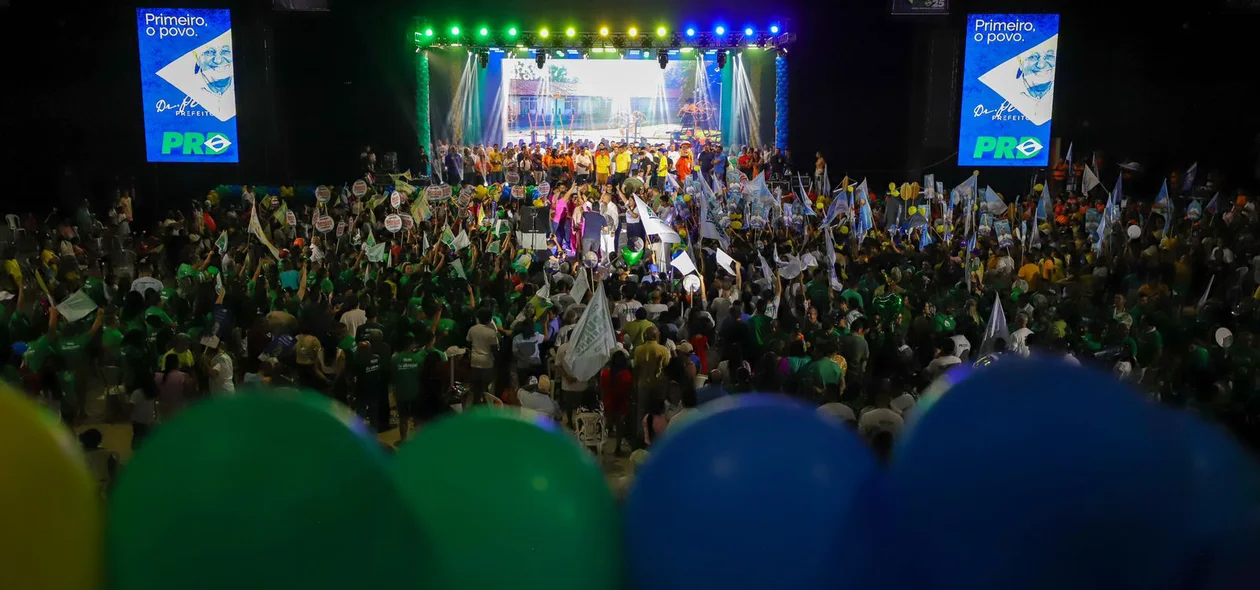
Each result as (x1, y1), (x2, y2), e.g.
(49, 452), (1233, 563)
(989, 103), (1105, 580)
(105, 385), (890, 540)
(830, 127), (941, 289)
(595, 148), (611, 186)
(613, 146), (631, 188)
(1017, 260), (1041, 292)
(488, 145), (503, 183)
(655, 148), (669, 190)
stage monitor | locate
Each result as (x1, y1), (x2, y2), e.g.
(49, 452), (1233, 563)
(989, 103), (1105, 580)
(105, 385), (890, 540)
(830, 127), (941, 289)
(136, 8), (239, 163)
(957, 13), (1058, 168)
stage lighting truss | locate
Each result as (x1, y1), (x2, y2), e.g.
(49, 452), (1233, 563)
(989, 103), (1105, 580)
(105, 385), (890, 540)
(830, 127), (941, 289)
(535, 51), (546, 69)
(414, 23), (794, 53)
(657, 49), (669, 70)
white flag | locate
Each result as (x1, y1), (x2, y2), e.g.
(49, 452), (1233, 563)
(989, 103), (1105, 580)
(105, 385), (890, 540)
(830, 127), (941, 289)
(248, 205), (280, 259)
(309, 244), (324, 262)
(1197, 275), (1214, 312)
(634, 196), (681, 243)
(670, 251), (698, 277)
(570, 267), (589, 304)
(757, 251), (773, 283)
(824, 225), (842, 291)
(451, 229), (471, 250)
(451, 259), (466, 279)
(423, 233), (432, 252)
(56, 290), (98, 323)
(981, 293), (1011, 353)
(564, 283), (616, 382)
(1082, 164), (1102, 194)
(716, 249), (738, 275)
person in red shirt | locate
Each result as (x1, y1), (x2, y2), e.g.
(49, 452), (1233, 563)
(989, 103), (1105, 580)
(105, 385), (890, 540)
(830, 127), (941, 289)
(599, 350), (634, 456)
(676, 153), (693, 184)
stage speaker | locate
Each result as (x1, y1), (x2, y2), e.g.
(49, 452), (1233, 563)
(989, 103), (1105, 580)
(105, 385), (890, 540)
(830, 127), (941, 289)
(919, 26), (960, 150)
(272, 0), (328, 10)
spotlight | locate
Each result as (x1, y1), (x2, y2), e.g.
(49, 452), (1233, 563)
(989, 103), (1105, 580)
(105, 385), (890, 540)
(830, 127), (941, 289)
(508, 27), (518, 37)
(656, 26), (667, 37)
(657, 48), (669, 69)
(671, 33), (682, 48)
(744, 27), (753, 36)
(715, 26), (725, 36)
(424, 28), (434, 37)
(716, 49), (728, 70)
(539, 28), (549, 38)
(566, 27), (576, 38)
(770, 25), (780, 34)
(628, 27), (638, 37)
(478, 27), (488, 37)
(451, 26), (460, 35)
(536, 51), (546, 69)
(686, 28), (695, 37)
(600, 27), (609, 37)
(756, 33), (768, 48)
(477, 50), (489, 69)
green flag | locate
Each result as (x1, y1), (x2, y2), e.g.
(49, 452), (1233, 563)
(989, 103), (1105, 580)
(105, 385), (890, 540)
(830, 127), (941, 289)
(215, 231), (228, 253)
(441, 224), (455, 246)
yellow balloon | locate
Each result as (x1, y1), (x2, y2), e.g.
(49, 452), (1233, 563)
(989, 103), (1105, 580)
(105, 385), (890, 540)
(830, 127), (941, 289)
(1034, 183), (1045, 192)
(678, 227), (688, 237)
(816, 200), (826, 210)
(846, 185), (854, 193)
(888, 182), (897, 191)
(972, 170), (980, 176)
(839, 225), (850, 234)
(0, 385), (101, 590)
(682, 194), (692, 203)
(731, 221), (743, 230)
(907, 206), (918, 216)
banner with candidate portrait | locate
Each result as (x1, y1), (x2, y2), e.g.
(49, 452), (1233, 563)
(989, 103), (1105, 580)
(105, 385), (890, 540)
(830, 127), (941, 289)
(136, 8), (239, 163)
(958, 14), (1059, 168)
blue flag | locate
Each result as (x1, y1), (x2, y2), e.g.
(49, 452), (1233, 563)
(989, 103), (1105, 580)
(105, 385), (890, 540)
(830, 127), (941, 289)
(1183, 162), (1198, 193)
(1094, 211), (1107, 254)
(919, 225), (934, 250)
(1036, 182), (1052, 222)
(855, 180), (874, 242)
(1206, 192), (1220, 215)
(1064, 142), (1073, 166)
(1154, 180), (1170, 211)
(984, 186), (1007, 216)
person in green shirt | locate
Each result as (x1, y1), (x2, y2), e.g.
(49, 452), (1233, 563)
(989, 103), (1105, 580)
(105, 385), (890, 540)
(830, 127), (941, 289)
(391, 332), (424, 442)
(748, 297), (775, 351)
(622, 307), (655, 347)
(100, 310), (125, 361)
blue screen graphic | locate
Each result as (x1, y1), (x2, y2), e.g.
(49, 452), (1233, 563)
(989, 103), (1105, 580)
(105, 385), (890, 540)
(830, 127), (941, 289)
(958, 14), (1058, 167)
(136, 8), (239, 163)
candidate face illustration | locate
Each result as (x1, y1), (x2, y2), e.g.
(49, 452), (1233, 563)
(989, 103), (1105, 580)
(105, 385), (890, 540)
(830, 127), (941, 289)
(1018, 49), (1055, 100)
(197, 44), (233, 95)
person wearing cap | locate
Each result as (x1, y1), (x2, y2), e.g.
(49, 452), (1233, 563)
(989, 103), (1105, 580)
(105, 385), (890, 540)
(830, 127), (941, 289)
(517, 375), (560, 420)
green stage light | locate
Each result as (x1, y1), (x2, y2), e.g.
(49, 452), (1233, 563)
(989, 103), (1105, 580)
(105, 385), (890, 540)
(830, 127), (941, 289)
(539, 28), (550, 38)
(478, 27), (488, 37)
(450, 26), (460, 35)
(508, 27), (518, 36)
(424, 28), (433, 37)
(566, 27), (576, 37)
(656, 26), (667, 37)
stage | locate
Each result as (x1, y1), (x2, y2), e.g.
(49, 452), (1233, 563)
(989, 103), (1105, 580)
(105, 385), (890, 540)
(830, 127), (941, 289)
(413, 24), (792, 155)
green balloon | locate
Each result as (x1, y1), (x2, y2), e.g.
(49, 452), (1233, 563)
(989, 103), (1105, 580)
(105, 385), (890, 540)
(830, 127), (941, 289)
(394, 409), (622, 590)
(107, 391), (425, 590)
(622, 247), (644, 266)
(872, 293), (903, 319)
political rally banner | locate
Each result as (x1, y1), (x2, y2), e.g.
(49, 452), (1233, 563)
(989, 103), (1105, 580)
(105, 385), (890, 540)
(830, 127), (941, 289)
(136, 8), (239, 163)
(958, 14), (1060, 167)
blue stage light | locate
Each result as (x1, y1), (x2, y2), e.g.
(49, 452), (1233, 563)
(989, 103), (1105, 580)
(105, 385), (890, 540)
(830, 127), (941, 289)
(715, 26), (725, 36)
(744, 27), (753, 36)
(686, 28), (695, 37)
(770, 25), (780, 34)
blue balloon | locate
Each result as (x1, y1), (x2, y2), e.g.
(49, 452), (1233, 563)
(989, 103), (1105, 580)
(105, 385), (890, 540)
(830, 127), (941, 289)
(1157, 408), (1260, 586)
(887, 358), (1197, 590)
(624, 395), (877, 590)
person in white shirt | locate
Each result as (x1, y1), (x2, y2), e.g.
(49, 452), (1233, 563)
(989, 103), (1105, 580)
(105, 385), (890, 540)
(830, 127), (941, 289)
(924, 337), (964, 379)
(612, 285), (643, 328)
(466, 308), (501, 399)
(1009, 314), (1034, 357)
(574, 149), (593, 184)
(206, 345), (235, 394)
(339, 296), (366, 338)
(512, 322), (545, 383)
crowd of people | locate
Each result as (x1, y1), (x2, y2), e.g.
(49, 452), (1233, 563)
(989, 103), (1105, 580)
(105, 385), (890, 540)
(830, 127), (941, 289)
(4, 137), (1258, 470)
